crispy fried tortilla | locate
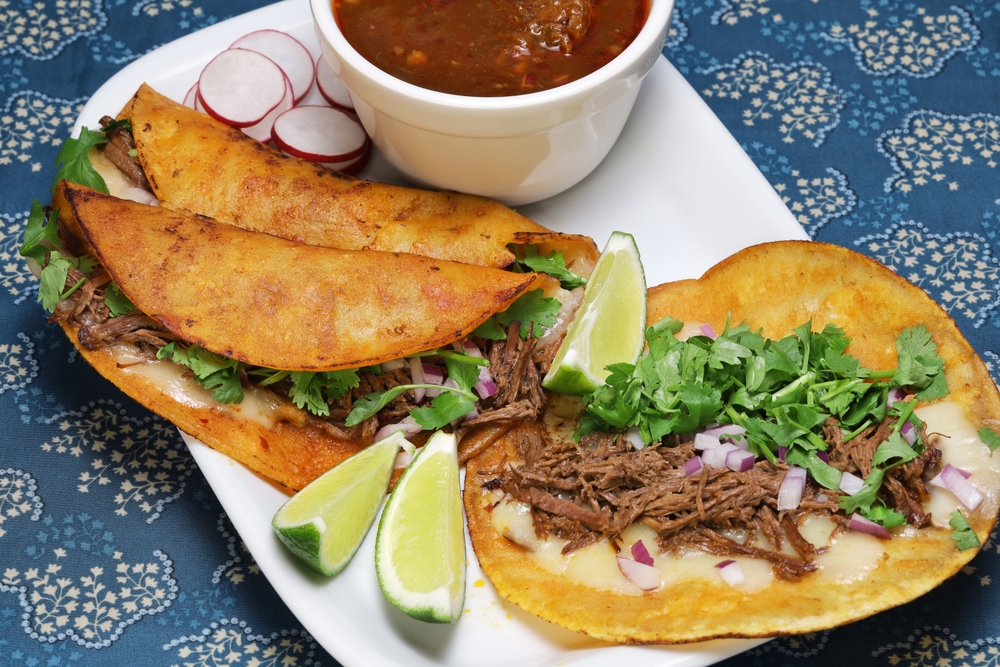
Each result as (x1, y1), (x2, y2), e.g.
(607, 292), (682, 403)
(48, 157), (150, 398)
(59, 181), (540, 371)
(119, 84), (599, 272)
(465, 241), (1000, 643)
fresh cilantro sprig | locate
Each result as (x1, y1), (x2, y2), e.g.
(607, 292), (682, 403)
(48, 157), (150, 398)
(950, 510), (981, 550)
(474, 289), (561, 341)
(345, 349), (487, 429)
(53, 126), (110, 194)
(515, 247), (587, 290)
(252, 368), (360, 417)
(978, 426), (1000, 454)
(157, 343), (245, 404)
(19, 201), (97, 312)
(104, 282), (138, 317)
(576, 315), (949, 527)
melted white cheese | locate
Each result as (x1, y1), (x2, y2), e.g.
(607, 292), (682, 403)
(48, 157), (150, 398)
(110, 346), (282, 429)
(490, 400), (990, 593)
(88, 147), (133, 197)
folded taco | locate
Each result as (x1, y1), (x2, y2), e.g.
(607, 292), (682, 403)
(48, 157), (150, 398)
(87, 83), (598, 273)
(464, 241), (1000, 643)
(35, 181), (585, 489)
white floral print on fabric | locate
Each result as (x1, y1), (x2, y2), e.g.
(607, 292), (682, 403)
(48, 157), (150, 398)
(665, 6), (688, 49)
(879, 109), (1000, 192)
(747, 630), (834, 659)
(39, 400), (194, 522)
(133, 0), (203, 19)
(824, 6), (980, 79)
(0, 0), (106, 60)
(0, 91), (85, 172)
(0, 332), (37, 393)
(856, 221), (1000, 327)
(1, 210), (36, 303)
(773, 166), (857, 236)
(870, 626), (1000, 665)
(702, 52), (844, 146)
(164, 619), (322, 667)
(711, 0), (772, 27)
(211, 513), (260, 586)
(1, 512), (177, 650)
(0, 468), (43, 539)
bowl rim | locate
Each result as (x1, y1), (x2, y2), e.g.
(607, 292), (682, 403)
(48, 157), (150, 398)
(311, 0), (675, 111)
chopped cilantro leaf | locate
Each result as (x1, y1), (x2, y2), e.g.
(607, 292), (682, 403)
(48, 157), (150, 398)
(870, 431), (919, 468)
(949, 510), (981, 550)
(411, 392), (477, 429)
(890, 325), (946, 393)
(19, 201), (59, 263)
(157, 343), (244, 404)
(979, 426), (1000, 454)
(516, 247), (587, 290)
(53, 126), (109, 194)
(475, 289), (561, 341)
(105, 282), (138, 317)
(865, 504), (906, 528)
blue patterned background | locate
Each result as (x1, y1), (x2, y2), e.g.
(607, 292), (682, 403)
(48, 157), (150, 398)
(1, 0), (999, 665)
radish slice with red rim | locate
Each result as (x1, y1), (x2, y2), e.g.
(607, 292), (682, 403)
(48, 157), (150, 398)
(183, 83), (199, 109)
(339, 137), (372, 176)
(230, 29), (316, 104)
(241, 74), (294, 144)
(316, 55), (355, 110)
(273, 105), (368, 163)
(198, 48), (287, 128)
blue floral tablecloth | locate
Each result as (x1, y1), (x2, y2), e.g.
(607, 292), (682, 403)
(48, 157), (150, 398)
(1, 0), (998, 665)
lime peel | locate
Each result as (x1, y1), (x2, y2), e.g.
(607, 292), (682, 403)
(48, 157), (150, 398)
(542, 231), (647, 396)
(271, 429), (406, 576)
(375, 430), (466, 623)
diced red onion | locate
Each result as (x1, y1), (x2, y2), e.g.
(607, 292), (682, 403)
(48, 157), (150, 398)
(423, 363), (444, 398)
(380, 358), (406, 372)
(715, 559), (745, 586)
(700, 324), (718, 340)
(815, 493), (829, 503)
(849, 512), (891, 539)
(458, 339), (483, 358)
(839, 470), (865, 496)
(702, 424), (748, 449)
(395, 449), (414, 469)
(887, 387), (907, 408)
(683, 456), (703, 477)
(930, 463), (983, 510)
(630, 540), (654, 567)
(624, 426), (645, 451)
(616, 556), (660, 591)
(900, 420), (916, 446)
(475, 378), (498, 399)
(693, 432), (721, 451)
(778, 446), (787, 463)
(776, 466), (806, 511)
(462, 406), (480, 422)
(816, 450), (830, 463)
(725, 448), (755, 472)
(702, 443), (739, 468)
(409, 358), (425, 403)
(374, 418), (421, 442)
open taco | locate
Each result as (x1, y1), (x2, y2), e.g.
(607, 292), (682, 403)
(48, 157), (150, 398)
(464, 240), (1000, 643)
(38, 181), (584, 489)
(88, 83), (598, 273)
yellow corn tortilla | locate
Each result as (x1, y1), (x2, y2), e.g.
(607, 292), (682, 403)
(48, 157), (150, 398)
(58, 180), (541, 371)
(465, 240), (1000, 644)
(120, 84), (599, 273)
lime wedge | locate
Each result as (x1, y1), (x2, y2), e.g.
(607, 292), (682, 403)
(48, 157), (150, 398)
(542, 231), (647, 395)
(375, 430), (465, 623)
(271, 430), (406, 576)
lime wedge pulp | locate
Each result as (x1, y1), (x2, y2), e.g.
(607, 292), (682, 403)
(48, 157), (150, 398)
(271, 430), (406, 576)
(375, 430), (466, 623)
(542, 231), (647, 395)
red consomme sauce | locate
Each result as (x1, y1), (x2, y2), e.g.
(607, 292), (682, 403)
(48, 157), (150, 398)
(334, 0), (647, 97)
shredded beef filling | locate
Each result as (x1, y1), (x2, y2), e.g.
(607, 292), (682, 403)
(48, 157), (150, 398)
(54, 264), (550, 443)
(98, 116), (153, 191)
(489, 417), (942, 581)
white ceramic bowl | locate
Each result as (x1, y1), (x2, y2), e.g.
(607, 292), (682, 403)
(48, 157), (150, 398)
(310, 0), (674, 205)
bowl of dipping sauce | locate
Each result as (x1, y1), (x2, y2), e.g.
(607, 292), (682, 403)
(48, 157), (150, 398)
(311, 0), (674, 205)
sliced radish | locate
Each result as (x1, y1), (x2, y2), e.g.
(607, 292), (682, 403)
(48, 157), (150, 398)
(241, 73), (294, 144)
(198, 48), (287, 128)
(337, 137), (372, 176)
(272, 106), (369, 163)
(183, 83), (199, 109)
(316, 54), (355, 110)
(231, 30), (316, 104)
